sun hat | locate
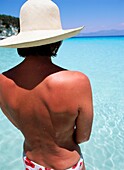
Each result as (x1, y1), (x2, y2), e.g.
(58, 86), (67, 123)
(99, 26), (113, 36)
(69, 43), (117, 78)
(0, 0), (84, 48)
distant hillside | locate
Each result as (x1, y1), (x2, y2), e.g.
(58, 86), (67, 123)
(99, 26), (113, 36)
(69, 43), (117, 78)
(0, 14), (19, 28)
(0, 14), (19, 37)
(78, 29), (124, 37)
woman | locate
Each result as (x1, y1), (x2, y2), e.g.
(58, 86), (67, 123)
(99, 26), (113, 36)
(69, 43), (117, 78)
(0, 0), (93, 169)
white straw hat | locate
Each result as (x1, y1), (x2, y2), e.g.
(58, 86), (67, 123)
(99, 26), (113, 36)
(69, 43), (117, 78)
(0, 0), (84, 48)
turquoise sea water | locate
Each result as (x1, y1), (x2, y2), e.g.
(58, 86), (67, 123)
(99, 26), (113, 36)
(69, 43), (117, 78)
(0, 36), (124, 170)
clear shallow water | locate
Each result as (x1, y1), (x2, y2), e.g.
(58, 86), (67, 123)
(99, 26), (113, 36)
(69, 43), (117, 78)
(0, 37), (124, 170)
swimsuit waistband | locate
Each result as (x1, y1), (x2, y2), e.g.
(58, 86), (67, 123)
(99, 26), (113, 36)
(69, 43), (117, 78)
(23, 156), (84, 170)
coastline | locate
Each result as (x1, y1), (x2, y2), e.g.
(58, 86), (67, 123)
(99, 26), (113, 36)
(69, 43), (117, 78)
(74, 35), (124, 39)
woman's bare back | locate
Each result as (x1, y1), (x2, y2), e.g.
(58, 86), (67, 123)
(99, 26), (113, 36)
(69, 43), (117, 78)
(0, 70), (89, 169)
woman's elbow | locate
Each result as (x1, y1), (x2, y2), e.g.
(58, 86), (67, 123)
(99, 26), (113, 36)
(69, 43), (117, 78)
(76, 135), (90, 144)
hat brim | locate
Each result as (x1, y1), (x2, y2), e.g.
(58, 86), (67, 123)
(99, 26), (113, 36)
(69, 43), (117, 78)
(0, 27), (84, 48)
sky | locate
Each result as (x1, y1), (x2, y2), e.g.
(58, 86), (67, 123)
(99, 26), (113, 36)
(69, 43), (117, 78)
(0, 0), (124, 33)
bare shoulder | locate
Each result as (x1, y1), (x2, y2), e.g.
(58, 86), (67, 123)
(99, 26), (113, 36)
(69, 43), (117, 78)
(0, 74), (7, 87)
(44, 70), (91, 92)
(42, 71), (92, 112)
(0, 74), (4, 81)
(0, 74), (17, 101)
(0, 73), (15, 88)
(0, 74), (19, 108)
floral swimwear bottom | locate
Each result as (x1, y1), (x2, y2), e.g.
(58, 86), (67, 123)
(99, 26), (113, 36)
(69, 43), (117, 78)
(23, 156), (84, 170)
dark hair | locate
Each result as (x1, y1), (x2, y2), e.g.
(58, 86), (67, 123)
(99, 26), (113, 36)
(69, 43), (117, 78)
(17, 41), (62, 57)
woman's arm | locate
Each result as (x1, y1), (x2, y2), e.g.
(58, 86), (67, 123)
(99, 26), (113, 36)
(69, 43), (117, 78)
(75, 76), (94, 144)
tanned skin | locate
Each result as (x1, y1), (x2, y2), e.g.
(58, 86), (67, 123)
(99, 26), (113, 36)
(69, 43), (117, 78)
(0, 55), (93, 170)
